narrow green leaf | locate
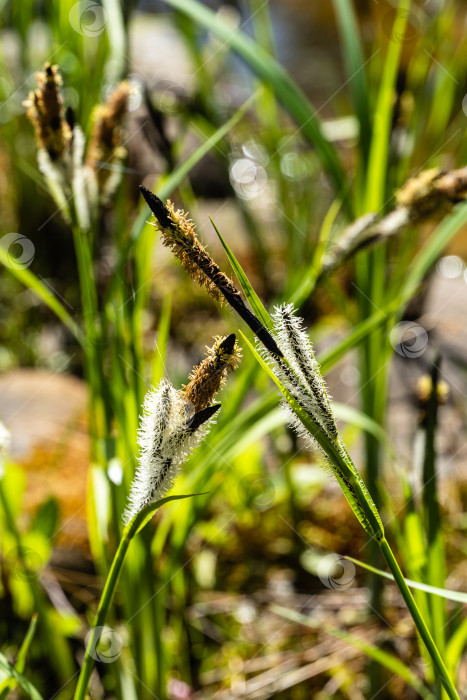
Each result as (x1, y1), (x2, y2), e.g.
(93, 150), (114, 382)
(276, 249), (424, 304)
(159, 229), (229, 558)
(317, 283), (417, 374)
(365, 0), (410, 211)
(290, 196), (342, 305)
(402, 202), (467, 302)
(0, 247), (83, 345)
(162, 0), (348, 211)
(74, 493), (204, 700)
(446, 616), (467, 680)
(347, 556), (467, 603)
(14, 613), (38, 674)
(332, 0), (372, 164)
(240, 331), (383, 541)
(129, 493), (207, 536)
(333, 402), (394, 454)
(0, 614), (39, 700)
(157, 91), (259, 200)
(271, 605), (436, 700)
(0, 652), (44, 700)
(421, 357), (446, 653)
(209, 217), (273, 329)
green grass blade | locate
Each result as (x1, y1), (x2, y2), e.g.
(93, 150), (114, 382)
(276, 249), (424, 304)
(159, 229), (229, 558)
(209, 217), (273, 329)
(332, 0), (372, 164)
(271, 605), (436, 700)
(74, 493), (203, 700)
(365, 0), (410, 211)
(347, 556), (467, 603)
(0, 614), (39, 700)
(0, 247), (83, 345)
(333, 402), (394, 454)
(290, 196), (342, 305)
(240, 331), (384, 541)
(162, 0), (348, 211)
(446, 617), (467, 681)
(0, 651), (44, 700)
(157, 90), (259, 199)
(101, 0), (127, 83)
(402, 202), (467, 302)
(421, 356), (446, 653)
(14, 613), (38, 675)
(318, 303), (395, 373)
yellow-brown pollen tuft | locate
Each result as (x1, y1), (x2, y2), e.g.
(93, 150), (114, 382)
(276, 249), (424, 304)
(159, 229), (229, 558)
(416, 374), (449, 407)
(24, 63), (72, 161)
(395, 168), (446, 217)
(152, 200), (238, 303)
(85, 81), (131, 186)
(181, 334), (241, 412)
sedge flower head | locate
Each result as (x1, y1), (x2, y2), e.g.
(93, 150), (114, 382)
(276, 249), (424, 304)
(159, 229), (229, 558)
(123, 334), (240, 524)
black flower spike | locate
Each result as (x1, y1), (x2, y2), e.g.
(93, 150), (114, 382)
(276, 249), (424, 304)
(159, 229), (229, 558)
(139, 186), (283, 358)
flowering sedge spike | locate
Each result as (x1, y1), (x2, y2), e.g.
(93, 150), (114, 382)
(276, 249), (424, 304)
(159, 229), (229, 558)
(138, 189), (383, 540)
(139, 186), (282, 358)
(123, 335), (240, 524)
(260, 304), (383, 540)
(269, 304), (338, 442)
(24, 63), (76, 218)
(25, 65), (131, 227)
(183, 334), (241, 412)
(85, 81), (131, 202)
(24, 63), (72, 162)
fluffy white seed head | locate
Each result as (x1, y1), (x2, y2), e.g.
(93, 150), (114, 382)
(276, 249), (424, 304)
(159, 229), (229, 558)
(123, 379), (216, 525)
(262, 304), (338, 442)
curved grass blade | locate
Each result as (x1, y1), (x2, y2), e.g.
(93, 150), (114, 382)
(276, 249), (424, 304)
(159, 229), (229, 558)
(0, 613), (39, 700)
(290, 196), (342, 305)
(271, 605), (436, 700)
(347, 556), (467, 603)
(402, 202), (467, 302)
(0, 247), (83, 345)
(446, 617), (467, 682)
(0, 651), (44, 700)
(333, 402), (394, 455)
(162, 0), (348, 212)
(240, 331), (384, 542)
(209, 217), (273, 329)
(12, 613), (38, 676)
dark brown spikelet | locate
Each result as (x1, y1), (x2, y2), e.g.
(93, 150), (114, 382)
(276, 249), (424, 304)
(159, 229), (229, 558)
(182, 334), (241, 412)
(140, 188), (228, 302)
(139, 186), (284, 358)
(85, 81), (130, 185)
(25, 63), (72, 160)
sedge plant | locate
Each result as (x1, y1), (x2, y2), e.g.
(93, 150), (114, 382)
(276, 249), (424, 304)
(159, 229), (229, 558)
(73, 333), (241, 700)
(139, 185), (461, 700)
(0, 59), (251, 697)
(1, 2), (466, 695)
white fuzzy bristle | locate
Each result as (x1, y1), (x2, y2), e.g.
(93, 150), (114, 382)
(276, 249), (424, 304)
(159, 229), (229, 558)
(123, 379), (216, 525)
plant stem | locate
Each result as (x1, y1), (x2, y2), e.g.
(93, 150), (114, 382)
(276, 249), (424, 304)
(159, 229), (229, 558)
(378, 538), (459, 700)
(73, 495), (196, 700)
(73, 518), (134, 700)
